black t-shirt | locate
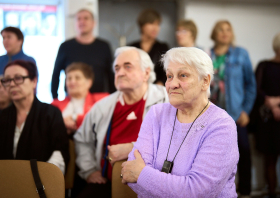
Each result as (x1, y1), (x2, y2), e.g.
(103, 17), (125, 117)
(51, 38), (115, 99)
(129, 40), (169, 84)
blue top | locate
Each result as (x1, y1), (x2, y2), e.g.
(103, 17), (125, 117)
(211, 46), (256, 121)
(0, 50), (36, 75)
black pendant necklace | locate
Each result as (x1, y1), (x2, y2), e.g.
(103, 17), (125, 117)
(161, 100), (209, 174)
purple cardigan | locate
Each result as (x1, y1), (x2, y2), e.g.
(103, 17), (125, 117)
(127, 103), (239, 198)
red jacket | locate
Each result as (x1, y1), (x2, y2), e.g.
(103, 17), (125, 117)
(51, 92), (109, 128)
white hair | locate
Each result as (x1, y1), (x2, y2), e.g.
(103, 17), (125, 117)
(113, 46), (156, 83)
(273, 32), (280, 53)
(161, 47), (214, 96)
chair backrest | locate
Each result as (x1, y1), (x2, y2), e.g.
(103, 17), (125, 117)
(0, 160), (65, 198)
(111, 160), (137, 198)
(65, 139), (76, 189)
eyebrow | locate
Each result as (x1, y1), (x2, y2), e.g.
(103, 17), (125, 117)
(166, 66), (190, 72)
(115, 62), (133, 67)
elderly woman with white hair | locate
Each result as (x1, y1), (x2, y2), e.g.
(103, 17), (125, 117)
(74, 46), (168, 197)
(121, 47), (239, 198)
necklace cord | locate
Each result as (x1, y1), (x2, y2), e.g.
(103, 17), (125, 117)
(166, 100), (209, 163)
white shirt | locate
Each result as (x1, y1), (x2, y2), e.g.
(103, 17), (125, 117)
(13, 123), (65, 174)
(62, 97), (85, 121)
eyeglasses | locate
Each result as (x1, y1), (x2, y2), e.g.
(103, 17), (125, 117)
(0, 76), (31, 87)
(176, 30), (190, 35)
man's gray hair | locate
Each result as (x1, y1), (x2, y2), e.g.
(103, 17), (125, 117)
(113, 46), (156, 83)
(161, 47), (213, 95)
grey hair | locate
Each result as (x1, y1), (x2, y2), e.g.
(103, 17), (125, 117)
(113, 46), (156, 83)
(273, 32), (280, 53)
(161, 47), (213, 96)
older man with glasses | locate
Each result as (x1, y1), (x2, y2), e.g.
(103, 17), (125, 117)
(74, 46), (169, 198)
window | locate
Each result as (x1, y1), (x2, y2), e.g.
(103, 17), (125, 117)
(0, 2), (65, 103)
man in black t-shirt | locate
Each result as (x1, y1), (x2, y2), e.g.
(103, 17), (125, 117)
(51, 9), (115, 99)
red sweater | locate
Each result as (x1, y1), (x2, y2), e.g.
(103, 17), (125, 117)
(51, 92), (109, 128)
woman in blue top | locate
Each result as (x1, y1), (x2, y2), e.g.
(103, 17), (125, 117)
(209, 20), (256, 197)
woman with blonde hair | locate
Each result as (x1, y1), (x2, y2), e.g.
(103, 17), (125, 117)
(209, 20), (256, 197)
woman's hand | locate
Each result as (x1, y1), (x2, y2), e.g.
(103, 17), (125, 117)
(86, 170), (107, 184)
(107, 143), (134, 165)
(236, 111), (250, 127)
(121, 149), (145, 184)
(272, 107), (280, 121)
(265, 96), (280, 109)
(63, 116), (77, 134)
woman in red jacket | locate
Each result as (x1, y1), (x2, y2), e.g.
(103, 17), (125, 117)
(52, 62), (108, 135)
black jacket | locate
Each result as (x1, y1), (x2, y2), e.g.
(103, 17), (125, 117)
(0, 97), (69, 172)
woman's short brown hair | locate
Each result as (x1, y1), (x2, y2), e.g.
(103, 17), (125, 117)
(137, 9), (161, 31)
(210, 20), (235, 45)
(177, 20), (198, 42)
(65, 62), (94, 83)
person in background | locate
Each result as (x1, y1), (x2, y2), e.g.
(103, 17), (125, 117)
(0, 60), (69, 174)
(51, 62), (108, 137)
(209, 20), (256, 197)
(51, 9), (115, 99)
(121, 47), (239, 198)
(74, 46), (168, 197)
(251, 32), (280, 198)
(0, 27), (36, 74)
(0, 75), (11, 112)
(176, 19), (198, 48)
(129, 9), (169, 85)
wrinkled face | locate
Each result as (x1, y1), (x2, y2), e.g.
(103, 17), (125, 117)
(142, 20), (160, 39)
(66, 70), (92, 97)
(3, 65), (36, 101)
(114, 50), (150, 92)
(75, 11), (95, 35)
(176, 26), (194, 47)
(0, 77), (10, 104)
(216, 23), (233, 45)
(1, 31), (22, 55)
(165, 62), (206, 109)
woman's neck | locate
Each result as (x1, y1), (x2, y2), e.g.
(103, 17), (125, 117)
(70, 91), (88, 100)
(141, 35), (155, 52)
(177, 97), (209, 123)
(14, 94), (34, 114)
(214, 43), (230, 56)
(76, 33), (95, 45)
(272, 54), (280, 63)
(182, 41), (195, 48)
(123, 83), (148, 105)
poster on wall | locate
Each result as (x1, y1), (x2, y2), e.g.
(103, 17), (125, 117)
(0, 4), (57, 36)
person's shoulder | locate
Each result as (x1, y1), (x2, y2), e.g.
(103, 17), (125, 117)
(207, 104), (236, 127)
(149, 103), (173, 117)
(155, 40), (169, 50)
(231, 46), (249, 55)
(37, 99), (62, 117)
(95, 38), (110, 46)
(24, 54), (36, 64)
(60, 38), (76, 47)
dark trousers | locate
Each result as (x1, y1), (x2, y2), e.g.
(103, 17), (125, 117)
(77, 181), (111, 198)
(237, 125), (251, 195)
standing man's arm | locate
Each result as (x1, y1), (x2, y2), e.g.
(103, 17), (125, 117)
(105, 44), (116, 93)
(242, 49), (257, 115)
(51, 44), (66, 99)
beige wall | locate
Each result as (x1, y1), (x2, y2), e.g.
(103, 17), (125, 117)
(64, 0), (99, 40)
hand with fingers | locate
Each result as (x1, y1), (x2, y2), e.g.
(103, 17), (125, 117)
(86, 170), (107, 184)
(107, 143), (134, 165)
(121, 149), (145, 184)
